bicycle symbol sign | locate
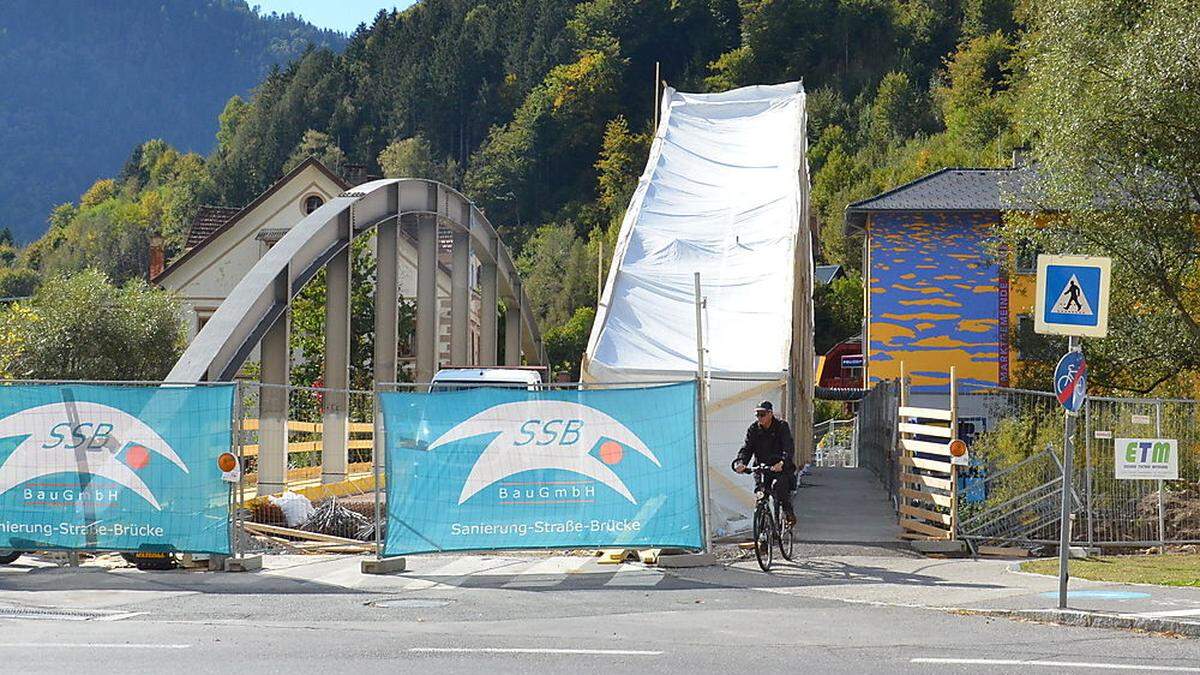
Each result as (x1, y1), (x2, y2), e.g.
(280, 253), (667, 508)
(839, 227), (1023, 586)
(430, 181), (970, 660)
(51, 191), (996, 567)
(1054, 351), (1087, 414)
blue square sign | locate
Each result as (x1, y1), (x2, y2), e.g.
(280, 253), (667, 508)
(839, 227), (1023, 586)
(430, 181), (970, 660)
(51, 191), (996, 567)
(1035, 254), (1111, 338)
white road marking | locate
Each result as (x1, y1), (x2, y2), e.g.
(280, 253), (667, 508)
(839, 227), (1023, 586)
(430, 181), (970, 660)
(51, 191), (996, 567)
(409, 647), (662, 656)
(0, 643), (190, 649)
(1122, 608), (1200, 618)
(912, 658), (1200, 672)
(402, 556), (523, 591)
(502, 557), (590, 589)
(603, 565), (663, 588)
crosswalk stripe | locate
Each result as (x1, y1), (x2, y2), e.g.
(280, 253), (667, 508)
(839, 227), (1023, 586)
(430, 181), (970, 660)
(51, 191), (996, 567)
(1123, 608), (1200, 619)
(603, 565), (663, 588)
(502, 557), (591, 589)
(402, 556), (524, 591)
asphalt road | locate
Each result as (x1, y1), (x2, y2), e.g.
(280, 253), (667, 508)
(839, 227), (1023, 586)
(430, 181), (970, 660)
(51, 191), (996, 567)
(1, 552), (1198, 674)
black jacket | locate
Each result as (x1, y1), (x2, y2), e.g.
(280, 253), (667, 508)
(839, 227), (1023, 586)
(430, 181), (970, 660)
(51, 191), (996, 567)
(736, 417), (796, 473)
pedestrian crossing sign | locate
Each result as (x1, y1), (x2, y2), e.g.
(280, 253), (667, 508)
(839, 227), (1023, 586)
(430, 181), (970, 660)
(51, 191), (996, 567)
(1034, 254), (1112, 338)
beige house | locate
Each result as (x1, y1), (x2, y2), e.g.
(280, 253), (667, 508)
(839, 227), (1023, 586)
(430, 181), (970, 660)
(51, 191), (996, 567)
(153, 157), (481, 371)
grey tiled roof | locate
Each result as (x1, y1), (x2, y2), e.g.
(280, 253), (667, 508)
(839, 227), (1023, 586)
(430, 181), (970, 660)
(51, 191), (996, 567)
(849, 168), (1005, 211)
(843, 167), (1041, 230)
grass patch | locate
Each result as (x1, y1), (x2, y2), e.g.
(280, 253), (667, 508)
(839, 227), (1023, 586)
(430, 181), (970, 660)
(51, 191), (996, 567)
(1022, 554), (1200, 587)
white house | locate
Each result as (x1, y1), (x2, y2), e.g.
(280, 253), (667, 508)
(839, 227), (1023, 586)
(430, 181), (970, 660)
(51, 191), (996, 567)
(153, 157), (481, 372)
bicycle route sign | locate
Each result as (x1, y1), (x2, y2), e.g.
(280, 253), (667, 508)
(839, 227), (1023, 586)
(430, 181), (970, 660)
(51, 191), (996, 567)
(1054, 350), (1087, 414)
(1034, 254), (1112, 338)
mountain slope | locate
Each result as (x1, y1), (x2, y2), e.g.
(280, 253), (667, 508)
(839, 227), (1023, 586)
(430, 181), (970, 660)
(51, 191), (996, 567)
(0, 0), (345, 242)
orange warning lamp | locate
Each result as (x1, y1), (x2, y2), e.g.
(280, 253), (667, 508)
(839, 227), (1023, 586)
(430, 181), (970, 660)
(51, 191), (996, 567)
(948, 438), (967, 458)
(217, 452), (239, 473)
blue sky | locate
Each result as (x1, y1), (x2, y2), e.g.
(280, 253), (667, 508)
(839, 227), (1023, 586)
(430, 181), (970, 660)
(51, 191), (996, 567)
(253, 1), (417, 34)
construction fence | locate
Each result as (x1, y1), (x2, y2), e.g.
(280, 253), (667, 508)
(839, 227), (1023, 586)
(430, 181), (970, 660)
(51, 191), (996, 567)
(854, 377), (1200, 551)
(960, 388), (1200, 549)
(1, 377), (714, 562)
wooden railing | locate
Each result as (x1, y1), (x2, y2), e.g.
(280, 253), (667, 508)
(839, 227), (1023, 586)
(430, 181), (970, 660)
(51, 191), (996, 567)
(239, 419), (374, 458)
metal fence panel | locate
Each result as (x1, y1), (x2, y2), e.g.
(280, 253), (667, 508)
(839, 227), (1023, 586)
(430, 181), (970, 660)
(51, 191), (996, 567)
(856, 380), (899, 504)
(959, 387), (1200, 548)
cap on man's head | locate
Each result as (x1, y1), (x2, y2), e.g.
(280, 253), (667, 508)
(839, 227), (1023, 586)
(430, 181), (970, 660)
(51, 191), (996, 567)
(755, 401), (773, 412)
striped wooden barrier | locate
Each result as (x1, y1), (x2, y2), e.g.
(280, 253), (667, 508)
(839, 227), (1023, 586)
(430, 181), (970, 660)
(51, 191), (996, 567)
(896, 366), (958, 541)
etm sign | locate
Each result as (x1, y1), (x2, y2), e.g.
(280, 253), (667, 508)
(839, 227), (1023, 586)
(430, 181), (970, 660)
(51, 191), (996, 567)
(1114, 437), (1178, 480)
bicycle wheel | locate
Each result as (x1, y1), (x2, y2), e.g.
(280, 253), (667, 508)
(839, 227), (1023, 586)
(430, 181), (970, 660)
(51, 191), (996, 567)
(778, 507), (795, 561)
(753, 504), (773, 572)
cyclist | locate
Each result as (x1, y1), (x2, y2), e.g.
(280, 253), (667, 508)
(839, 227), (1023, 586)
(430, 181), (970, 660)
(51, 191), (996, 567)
(732, 401), (797, 529)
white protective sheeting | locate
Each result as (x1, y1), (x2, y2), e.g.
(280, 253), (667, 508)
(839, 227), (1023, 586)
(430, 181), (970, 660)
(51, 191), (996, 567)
(584, 82), (808, 537)
(585, 82), (806, 381)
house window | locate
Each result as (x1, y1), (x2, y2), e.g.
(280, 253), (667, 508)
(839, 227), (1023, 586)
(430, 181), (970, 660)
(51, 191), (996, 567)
(303, 194), (325, 215)
(1015, 238), (1039, 274)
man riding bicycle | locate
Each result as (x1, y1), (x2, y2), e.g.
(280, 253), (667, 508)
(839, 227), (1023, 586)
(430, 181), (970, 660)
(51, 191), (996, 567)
(732, 401), (797, 529)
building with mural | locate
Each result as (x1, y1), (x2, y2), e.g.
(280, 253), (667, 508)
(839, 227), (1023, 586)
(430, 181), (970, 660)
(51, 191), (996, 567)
(846, 166), (1037, 409)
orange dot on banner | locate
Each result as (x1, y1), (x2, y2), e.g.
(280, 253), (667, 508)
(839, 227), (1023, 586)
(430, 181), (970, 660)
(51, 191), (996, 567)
(599, 441), (623, 465)
(126, 445), (150, 470)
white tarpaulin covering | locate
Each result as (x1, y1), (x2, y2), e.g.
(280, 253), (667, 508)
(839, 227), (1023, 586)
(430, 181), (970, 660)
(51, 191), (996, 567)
(584, 82), (809, 536)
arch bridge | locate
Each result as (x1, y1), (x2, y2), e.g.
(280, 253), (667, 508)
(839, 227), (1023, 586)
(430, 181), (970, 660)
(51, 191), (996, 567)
(167, 178), (545, 492)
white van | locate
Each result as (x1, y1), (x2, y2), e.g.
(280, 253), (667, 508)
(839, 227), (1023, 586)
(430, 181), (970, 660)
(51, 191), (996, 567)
(429, 367), (545, 392)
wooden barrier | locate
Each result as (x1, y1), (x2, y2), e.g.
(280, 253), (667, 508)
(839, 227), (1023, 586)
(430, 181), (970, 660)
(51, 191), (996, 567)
(896, 365), (958, 541)
(240, 418), (374, 459)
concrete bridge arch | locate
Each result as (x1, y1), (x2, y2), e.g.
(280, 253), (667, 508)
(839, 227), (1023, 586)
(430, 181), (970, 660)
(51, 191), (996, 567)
(166, 178), (544, 492)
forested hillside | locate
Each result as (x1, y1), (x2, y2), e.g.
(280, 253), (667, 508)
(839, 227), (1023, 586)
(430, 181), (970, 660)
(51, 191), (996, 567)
(37, 0), (1200, 394)
(0, 0), (344, 243)
(0, 0), (1029, 375)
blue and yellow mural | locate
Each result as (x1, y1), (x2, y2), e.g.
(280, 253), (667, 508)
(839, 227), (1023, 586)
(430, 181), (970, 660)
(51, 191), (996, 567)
(866, 212), (1007, 393)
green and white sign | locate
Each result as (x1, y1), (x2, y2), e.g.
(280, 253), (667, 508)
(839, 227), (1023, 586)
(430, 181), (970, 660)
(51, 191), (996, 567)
(1114, 438), (1178, 480)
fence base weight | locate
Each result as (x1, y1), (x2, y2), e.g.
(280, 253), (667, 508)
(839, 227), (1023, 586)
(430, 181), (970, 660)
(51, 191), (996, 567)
(224, 555), (263, 572)
(362, 557), (407, 574)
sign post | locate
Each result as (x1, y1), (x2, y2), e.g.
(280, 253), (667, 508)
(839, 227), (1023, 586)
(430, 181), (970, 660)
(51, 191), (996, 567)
(1036, 254), (1111, 610)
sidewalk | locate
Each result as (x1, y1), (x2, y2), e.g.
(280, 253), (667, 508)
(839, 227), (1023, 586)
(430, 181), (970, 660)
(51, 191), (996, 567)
(697, 465), (1200, 635)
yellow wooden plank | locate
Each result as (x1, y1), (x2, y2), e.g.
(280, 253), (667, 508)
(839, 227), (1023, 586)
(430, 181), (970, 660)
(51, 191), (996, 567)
(898, 406), (953, 421)
(898, 422), (952, 438)
(899, 502), (952, 526)
(899, 455), (952, 473)
(347, 423), (374, 432)
(287, 421), (321, 433)
(900, 517), (951, 539)
(287, 440), (321, 453)
(241, 418), (260, 431)
(900, 472), (952, 491)
(899, 438), (952, 456)
(242, 444), (259, 458)
(900, 487), (954, 508)
(347, 439), (373, 449)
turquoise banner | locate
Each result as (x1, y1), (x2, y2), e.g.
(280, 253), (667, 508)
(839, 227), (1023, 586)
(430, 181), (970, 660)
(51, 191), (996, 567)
(381, 382), (702, 555)
(0, 384), (235, 554)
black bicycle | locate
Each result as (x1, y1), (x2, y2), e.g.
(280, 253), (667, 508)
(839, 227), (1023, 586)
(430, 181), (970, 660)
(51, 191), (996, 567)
(734, 460), (795, 572)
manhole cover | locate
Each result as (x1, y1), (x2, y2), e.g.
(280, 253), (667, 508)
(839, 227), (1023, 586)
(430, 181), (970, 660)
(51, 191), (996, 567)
(0, 607), (137, 621)
(369, 598), (453, 609)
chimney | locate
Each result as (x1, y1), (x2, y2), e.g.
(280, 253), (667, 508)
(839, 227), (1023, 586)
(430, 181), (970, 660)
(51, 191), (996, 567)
(149, 233), (164, 281)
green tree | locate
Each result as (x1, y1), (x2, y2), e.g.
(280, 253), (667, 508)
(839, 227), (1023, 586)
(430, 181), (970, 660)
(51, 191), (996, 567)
(284, 129), (347, 174)
(0, 268), (39, 298)
(378, 134), (459, 185)
(0, 270), (185, 380)
(516, 222), (599, 330)
(594, 116), (650, 226)
(1007, 0), (1200, 394)
(544, 305), (596, 378)
(814, 274), (864, 354)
